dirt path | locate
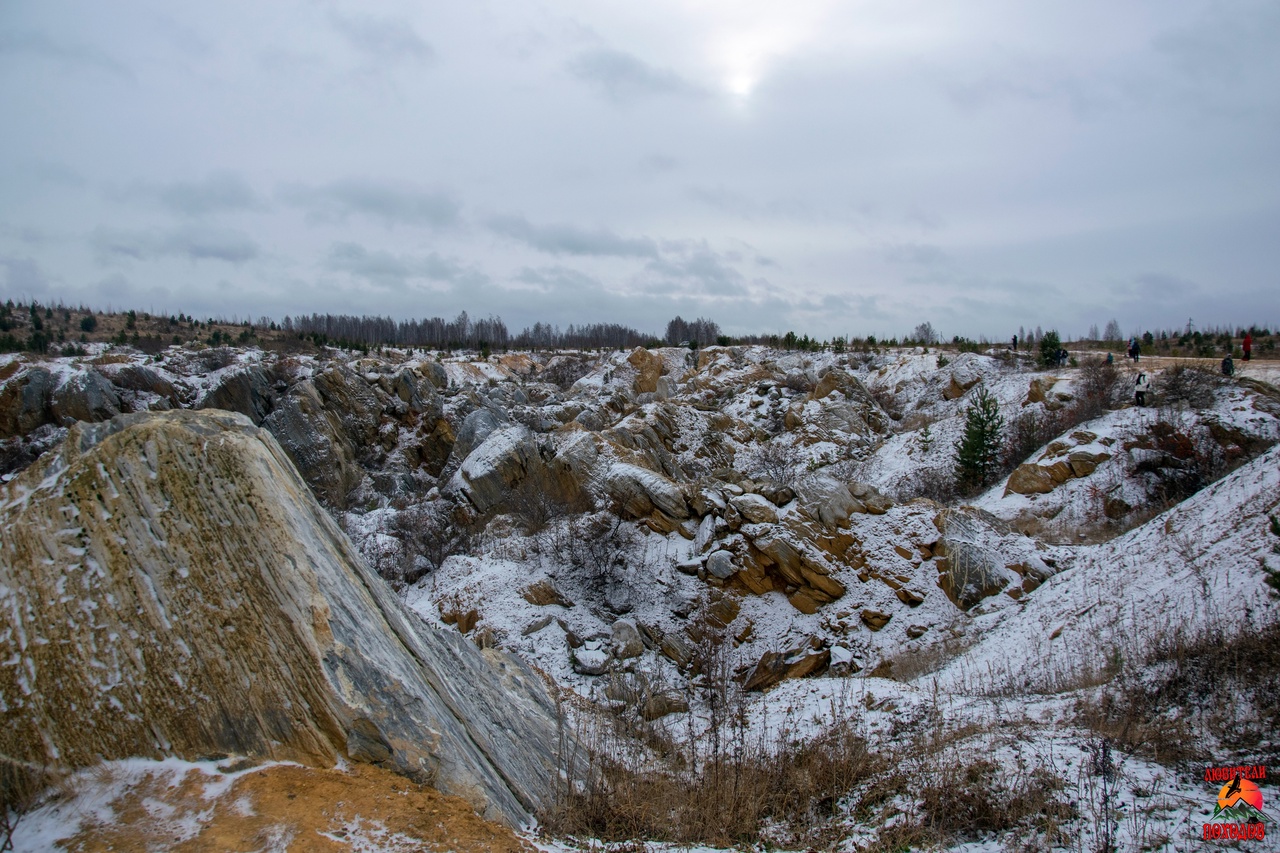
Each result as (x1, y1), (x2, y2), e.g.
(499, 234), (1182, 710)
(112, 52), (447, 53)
(21, 761), (535, 853)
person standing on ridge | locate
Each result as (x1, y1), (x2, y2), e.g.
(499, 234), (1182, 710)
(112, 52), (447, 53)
(1012, 334), (1018, 352)
(1135, 371), (1150, 406)
(1243, 331), (1253, 362)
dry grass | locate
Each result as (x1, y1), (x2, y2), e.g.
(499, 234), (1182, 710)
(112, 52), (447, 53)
(916, 758), (1075, 845)
(546, 717), (885, 848)
(1076, 620), (1280, 766)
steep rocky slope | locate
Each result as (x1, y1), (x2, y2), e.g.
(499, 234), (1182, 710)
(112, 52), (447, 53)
(0, 409), (563, 827)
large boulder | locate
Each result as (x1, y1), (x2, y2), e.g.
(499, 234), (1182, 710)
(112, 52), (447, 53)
(0, 410), (566, 826)
(386, 368), (443, 422)
(730, 493), (778, 525)
(604, 463), (689, 520)
(262, 381), (364, 506)
(198, 365), (274, 424)
(548, 430), (599, 499)
(102, 364), (183, 408)
(626, 348), (665, 394)
(935, 511), (1012, 609)
(49, 369), (122, 426)
(0, 366), (56, 437)
(794, 475), (863, 528)
(312, 365), (381, 448)
(451, 425), (539, 512)
(452, 408), (509, 464)
(1004, 463), (1056, 496)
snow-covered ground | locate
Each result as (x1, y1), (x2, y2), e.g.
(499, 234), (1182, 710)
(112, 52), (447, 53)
(5, 341), (1280, 851)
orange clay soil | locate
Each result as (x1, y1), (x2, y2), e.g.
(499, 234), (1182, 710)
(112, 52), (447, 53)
(53, 762), (536, 853)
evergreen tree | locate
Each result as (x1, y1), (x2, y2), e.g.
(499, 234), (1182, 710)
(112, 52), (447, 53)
(953, 386), (1004, 494)
(1038, 329), (1062, 368)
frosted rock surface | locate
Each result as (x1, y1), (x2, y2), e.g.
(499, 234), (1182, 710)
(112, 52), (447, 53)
(0, 410), (563, 827)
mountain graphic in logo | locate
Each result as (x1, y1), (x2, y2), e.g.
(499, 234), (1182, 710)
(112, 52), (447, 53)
(1211, 800), (1271, 825)
(1212, 777), (1271, 826)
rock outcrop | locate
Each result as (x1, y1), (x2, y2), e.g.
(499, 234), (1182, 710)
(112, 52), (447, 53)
(0, 410), (564, 827)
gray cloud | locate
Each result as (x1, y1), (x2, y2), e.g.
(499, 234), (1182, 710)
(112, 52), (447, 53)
(91, 226), (260, 264)
(567, 49), (697, 104)
(638, 154), (679, 174)
(488, 214), (658, 258)
(330, 12), (433, 64)
(326, 241), (487, 290)
(514, 265), (602, 295)
(0, 29), (132, 79)
(1128, 272), (1198, 300)
(884, 243), (950, 267)
(643, 243), (746, 296)
(157, 173), (263, 217)
(1, 256), (50, 295)
(948, 62), (1115, 118)
(280, 180), (460, 228)
(685, 186), (832, 225)
(1153, 3), (1280, 84)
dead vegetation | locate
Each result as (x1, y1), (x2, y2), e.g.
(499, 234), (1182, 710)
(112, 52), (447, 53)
(1076, 619), (1280, 767)
(545, 709), (885, 848)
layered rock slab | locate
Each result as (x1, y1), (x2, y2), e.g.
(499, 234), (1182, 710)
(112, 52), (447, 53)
(0, 410), (562, 826)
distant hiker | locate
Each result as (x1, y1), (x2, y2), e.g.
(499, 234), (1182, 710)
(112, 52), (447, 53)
(1135, 371), (1150, 406)
(1243, 332), (1253, 361)
(1222, 355), (1234, 377)
(1058, 348), (1068, 367)
(1129, 339), (1140, 363)
(1012, 334), (1018, 351)
(1105, 352), (1114, 366)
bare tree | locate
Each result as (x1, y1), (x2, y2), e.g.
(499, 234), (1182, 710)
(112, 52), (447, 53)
(912, 321), (938, 345)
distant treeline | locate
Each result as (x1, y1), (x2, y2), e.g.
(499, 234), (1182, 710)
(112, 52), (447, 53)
(283, 311), (511, 350)
(1, 296), (1275, 357)
(281, 312), (726, 351)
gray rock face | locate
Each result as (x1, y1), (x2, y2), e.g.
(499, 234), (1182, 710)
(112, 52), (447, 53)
(312, 365), (381, 448)
(611, 619), (644, 659)
(0, 366), (56, 437)
(451, 425), (539, 512)
(705, 549), (737, 579)
(655, 375), (678, 401)
(198, 366), (274, 424)
(0, 410), (566, 827)
(388, 369), (443, 422)
(795, 475), (862, 528)
(262, 381), (365, 507)
(452, 407), (509, 463)
(103, 364), (183, 408)
(604, 463), (690, 520)
(731, 493), (779, 525)
(49, 369), (122, 426)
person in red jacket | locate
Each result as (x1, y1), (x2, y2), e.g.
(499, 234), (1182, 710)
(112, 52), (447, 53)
(1243, 332), (1253, 361)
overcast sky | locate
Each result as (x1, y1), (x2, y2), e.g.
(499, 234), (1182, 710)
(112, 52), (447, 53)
(2, 1), (1277, 340)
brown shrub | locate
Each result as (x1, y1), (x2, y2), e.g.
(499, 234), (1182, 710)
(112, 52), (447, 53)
(918, 759), (1075, 843)
(545, 720), (884, 847)
(1077, 620), (1280, 766)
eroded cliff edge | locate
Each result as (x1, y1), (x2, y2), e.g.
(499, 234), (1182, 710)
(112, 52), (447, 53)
(0, 409), (562, 827)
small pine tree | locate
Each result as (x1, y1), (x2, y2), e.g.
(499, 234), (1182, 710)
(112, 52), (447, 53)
(1038, 329), (1062, 368)
(954, 386), (1004, 494)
